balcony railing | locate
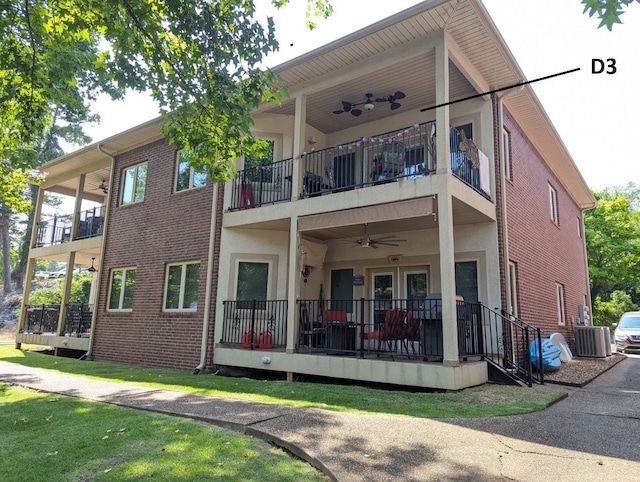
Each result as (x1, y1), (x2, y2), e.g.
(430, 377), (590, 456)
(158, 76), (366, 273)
(23, 304), (93, 337)
(450, 126), (491, 198)
(75, 205), (105, 240)
(227, 121), (492, 211)
(296, 298), (483, 360)
(229, 158), (294, 210)
(24, 304), (61, 334)
(220, 300), (288, 349)
(64, 304), (93, 337)
(35, 206), (105, 247)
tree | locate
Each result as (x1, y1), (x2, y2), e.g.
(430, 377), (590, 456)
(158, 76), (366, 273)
(0, 0), (333, 207)
(585, 185), (640, 305)
(582, 0), (640, 30)
(593, 290), (638, 326)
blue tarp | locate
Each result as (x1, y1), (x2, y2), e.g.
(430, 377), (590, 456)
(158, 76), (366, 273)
(530, 338), (562, 372)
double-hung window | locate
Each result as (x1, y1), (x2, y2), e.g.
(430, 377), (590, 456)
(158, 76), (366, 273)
(548, 184), (559, 225)
(175, 151), (207, 192)
(556, 283), (566, 326)
(107, 268), (136, 311)
(121, 162), (147, 205)
(502, 128), (511, 180)
(164, 262), (200, 312)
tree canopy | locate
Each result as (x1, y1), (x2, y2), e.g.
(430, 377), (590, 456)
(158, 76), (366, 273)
(0, 0), (332, 208)
(585, 183), (640, 314)
(582, 0), (640, 30)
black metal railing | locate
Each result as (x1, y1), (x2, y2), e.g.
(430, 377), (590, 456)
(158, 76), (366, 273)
(64, 304), (93, 337)
(226, 122), (494, 210)
(301, 122), (436, 197)
(35, 215), (73, 247)
(35, 206), (105, 247)
(24, 304), (61, 333)
(229, 158), (294, 210)
(75, 206), (105, 240)
(296, 298), (484, 360)
(479, 305), (543, 386)
(450, 127), (490, 199)
(221, 300), (288, 349)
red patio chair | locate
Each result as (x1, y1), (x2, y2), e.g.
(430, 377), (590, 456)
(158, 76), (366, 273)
(365, 309), (407, 359)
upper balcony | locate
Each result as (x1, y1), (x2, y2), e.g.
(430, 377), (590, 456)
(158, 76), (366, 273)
(35, 205), (105, 248)
(228, 122), (490, 212)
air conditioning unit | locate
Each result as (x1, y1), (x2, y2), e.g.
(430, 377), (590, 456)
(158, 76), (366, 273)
(575, 326), (611, 357)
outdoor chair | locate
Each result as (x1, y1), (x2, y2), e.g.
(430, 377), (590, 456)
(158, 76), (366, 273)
(364, 309), (407, 360)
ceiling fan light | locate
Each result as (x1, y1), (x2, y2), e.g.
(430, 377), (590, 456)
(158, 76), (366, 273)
(364, 102), (375, 111)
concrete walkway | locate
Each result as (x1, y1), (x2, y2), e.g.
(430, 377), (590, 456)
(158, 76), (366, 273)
(1, 358), (639, 481)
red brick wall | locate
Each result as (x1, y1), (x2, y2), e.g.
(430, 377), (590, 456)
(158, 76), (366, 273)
(92, 139), (216, 370)
(504, 109), (589, 340)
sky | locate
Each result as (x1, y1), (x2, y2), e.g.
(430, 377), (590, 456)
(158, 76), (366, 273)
(76, 0), (640, 191)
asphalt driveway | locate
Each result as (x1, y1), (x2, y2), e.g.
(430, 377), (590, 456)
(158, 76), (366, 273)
(1, 355), (639, 481)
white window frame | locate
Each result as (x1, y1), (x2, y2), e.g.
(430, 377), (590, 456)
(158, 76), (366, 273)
(548, 184), (559, 225)
(175, 150), (207, 192)
(508, 262), (519, 317)
(577, 216), (582, 238)
(107, 267), (136, 312)
(502, 128), (511, 180)
(121, 162), (147, 205)
(163, 261), (200, 312)
(556, 283), (566, 326)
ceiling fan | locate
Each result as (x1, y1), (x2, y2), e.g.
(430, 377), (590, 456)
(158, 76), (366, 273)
(350, 224), (407, 249)
(90, 180), (109, 194)
(333, 91), (406, 117)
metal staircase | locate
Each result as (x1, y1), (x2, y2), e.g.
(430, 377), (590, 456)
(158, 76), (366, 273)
(472, 304), (544, 387)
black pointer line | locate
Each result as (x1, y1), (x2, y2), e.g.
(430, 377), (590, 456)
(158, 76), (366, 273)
(419, 67), (581, 112)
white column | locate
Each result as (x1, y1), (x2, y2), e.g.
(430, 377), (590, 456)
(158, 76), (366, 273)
(286, 217), (300, 354)
(292, 95), (307, 200)
(435, 31), (459, 365)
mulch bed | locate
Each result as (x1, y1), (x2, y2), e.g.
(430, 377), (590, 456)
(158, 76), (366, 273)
(543, 353), (626, 387)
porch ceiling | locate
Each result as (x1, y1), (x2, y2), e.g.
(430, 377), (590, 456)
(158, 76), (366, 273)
(267, 56), (476, 134)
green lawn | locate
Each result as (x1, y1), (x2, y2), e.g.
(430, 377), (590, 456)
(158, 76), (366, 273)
(0, 383), (327, 482)
(0, 345), (567, 418)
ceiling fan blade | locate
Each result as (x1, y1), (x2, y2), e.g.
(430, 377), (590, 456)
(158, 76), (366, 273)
(374, 97), (387, 103)
(390, 102), (401, 110)
(333, 110), (346, 114)
(351, 109), (362, 117)
(393, 91), (406, 99)
(375, 242), (400, 247)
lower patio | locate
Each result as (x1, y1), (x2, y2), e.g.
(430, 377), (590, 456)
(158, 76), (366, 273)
(215, 298), (497, 390)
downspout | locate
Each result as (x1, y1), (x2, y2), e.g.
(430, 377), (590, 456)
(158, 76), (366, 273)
(193, 183), (221, 374)
(85, 144), (115, 359)
(495, 85), (524, 314)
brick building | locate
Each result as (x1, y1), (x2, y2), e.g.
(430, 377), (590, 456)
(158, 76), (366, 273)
(17, 0), (595, 390)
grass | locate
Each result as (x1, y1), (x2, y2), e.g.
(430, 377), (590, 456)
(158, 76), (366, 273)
(0, 383), (327, 482)
(0, 345), (567, 418)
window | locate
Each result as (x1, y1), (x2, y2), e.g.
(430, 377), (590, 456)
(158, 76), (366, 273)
(236, 261), (269, 309)
(406, 271), (428, 311)
(244, 139), (275, 182)
(556, 283), (566, 326)
(175, 150), (207, 192)
(502, 128), (511, 180)
(108, 268), (136, 311)
(121, 162), (147, 205)
(577, 216), (582, 238)
(548, 184), (559, 225)
(164, 262), (200, 311)
(508, 262), (519, 317)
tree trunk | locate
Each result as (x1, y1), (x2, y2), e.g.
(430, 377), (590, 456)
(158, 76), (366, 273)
(14, 185), (38, 291)
(0, 207), (12, 294)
